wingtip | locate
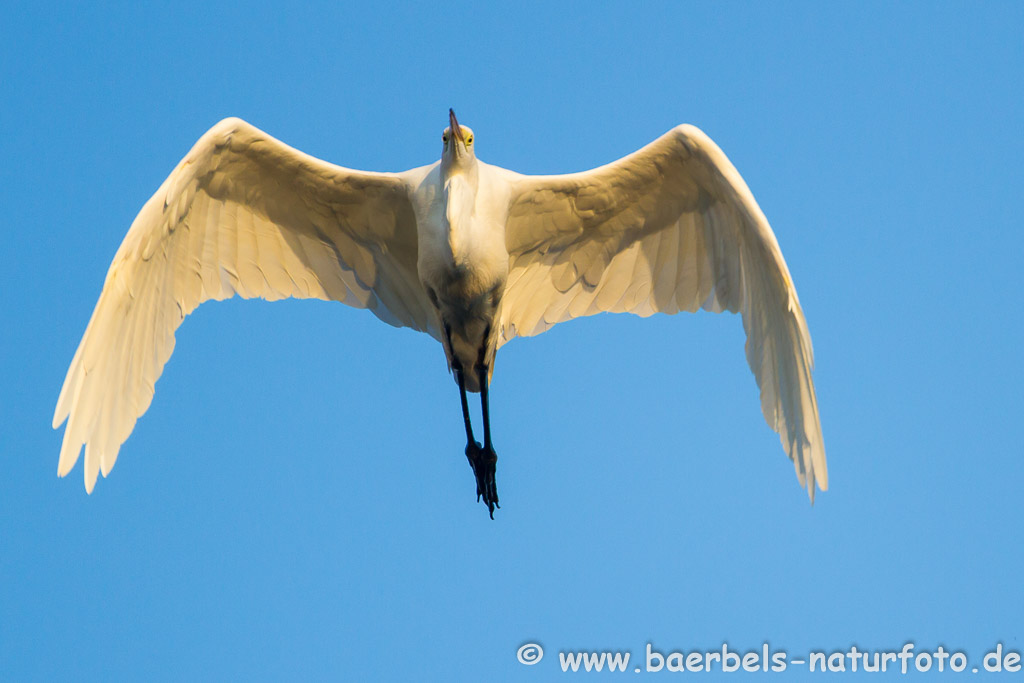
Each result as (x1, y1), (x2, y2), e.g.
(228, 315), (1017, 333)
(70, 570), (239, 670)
(806, 466), (828, 505)
(83, 443), (101, 494)
(53, 379), (73, 430)
(84, 464), (98, 495)
(793, 442), (828, 505)
(57, 432), (81, 479)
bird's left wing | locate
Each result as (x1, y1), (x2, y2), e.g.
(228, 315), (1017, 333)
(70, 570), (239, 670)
(498, 125), (826, 498)
(54, 117), (438, 491)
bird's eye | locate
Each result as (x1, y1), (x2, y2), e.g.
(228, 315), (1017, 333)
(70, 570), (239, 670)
(467, 136), (473, 144)
(443, 135), (448, 143)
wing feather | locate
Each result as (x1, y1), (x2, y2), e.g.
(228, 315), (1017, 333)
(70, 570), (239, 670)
(54, 117), (438, 491)
(499, 125), (826, 498)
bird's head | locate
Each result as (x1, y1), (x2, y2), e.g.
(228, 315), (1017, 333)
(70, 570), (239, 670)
(442, 108), (475, 166)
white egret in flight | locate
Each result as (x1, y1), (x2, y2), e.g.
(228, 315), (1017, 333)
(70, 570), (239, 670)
(54, 110), (826, 517)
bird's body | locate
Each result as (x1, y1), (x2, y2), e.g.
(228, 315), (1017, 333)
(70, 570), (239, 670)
(410, 129), (511, 390)
(54, 110), (827, 515)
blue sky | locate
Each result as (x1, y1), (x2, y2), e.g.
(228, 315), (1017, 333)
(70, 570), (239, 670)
(2, 1), (1021, 680)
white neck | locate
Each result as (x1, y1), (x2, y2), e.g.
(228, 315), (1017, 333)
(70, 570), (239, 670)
(443, 162), (478, 262)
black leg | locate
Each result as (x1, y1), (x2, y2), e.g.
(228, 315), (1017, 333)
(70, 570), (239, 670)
(445, 324), (499, 518)
(475, 327), (494, 450)
(473, 332), (499, 516)
(478, 365), (494, 451)
(455, 365), (475, 445)
(446, 323), (477, 447)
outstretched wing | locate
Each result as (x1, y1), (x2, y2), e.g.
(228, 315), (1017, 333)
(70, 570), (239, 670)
(54, 117), (438, 491)
(499, 125), (826, 498)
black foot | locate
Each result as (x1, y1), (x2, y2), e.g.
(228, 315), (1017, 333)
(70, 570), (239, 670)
(465, 441), (500, 519)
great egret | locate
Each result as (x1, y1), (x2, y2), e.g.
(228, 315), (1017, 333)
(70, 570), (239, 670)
(54, 110), (826, 516)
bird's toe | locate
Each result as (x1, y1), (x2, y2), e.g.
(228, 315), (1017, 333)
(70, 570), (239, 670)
(465, 442), (499, 518)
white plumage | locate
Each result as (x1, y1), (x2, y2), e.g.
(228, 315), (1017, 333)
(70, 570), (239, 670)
(54, 111), (826, 510)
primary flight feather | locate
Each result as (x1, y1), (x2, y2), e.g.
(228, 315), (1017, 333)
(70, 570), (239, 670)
(54, 110), (826, 514)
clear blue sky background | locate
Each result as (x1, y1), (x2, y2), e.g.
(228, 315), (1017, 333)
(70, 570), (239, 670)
(2, 1), (1021, 680)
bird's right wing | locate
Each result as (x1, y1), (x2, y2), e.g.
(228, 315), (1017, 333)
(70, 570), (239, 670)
(54, 117), (438, 492)
(498, 125), (825, 498)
